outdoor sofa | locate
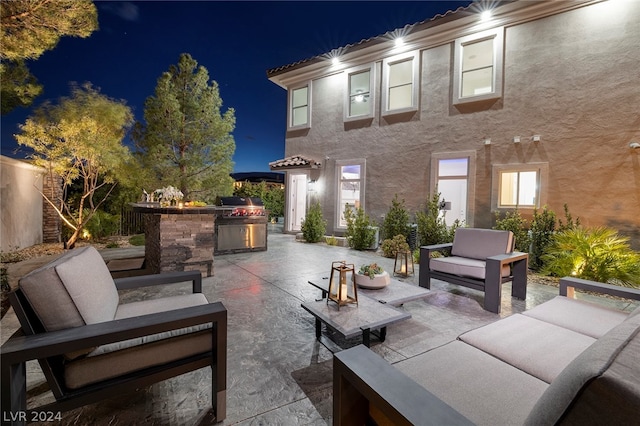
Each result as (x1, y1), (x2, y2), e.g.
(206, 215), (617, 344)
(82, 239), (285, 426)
(1, 246), (227, 425)
(419, 227), (529, 313)
(333, 277), (640, 425)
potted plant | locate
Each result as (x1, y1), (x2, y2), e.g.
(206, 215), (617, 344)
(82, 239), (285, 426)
(355, 263), (390, 289)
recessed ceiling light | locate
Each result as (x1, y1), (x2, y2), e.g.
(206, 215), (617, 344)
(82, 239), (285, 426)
(481, 10), (492, 21)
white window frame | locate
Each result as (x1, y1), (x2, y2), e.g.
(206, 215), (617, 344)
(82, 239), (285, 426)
(492, 163), (549, 210)
(453, 27), (504, 105)
(381, 50), (419, 116)
(287, 82), (311, 130)
(430, 151), (477, 227)
(344, 64), (375, 122)
(335, 159), (366, 229)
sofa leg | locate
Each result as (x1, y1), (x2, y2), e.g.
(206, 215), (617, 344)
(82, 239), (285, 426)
(485, 261), (502, 314)
(511, 258), (528, 300)
(419, 247), (431, 289)
(1, 361), (27, 426)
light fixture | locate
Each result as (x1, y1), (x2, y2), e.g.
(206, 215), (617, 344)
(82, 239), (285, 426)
(331, 57), (340, 66)
(484, 138), (492, 145)
(532, 135), (541, 142)
(394, 37), (404, 48)
(480, 10), (492, 21)
(630, 142), (640, 149)
(327, 261), (358, 309)
(394, 250), (414, 278)
(513, 136), (521, 143)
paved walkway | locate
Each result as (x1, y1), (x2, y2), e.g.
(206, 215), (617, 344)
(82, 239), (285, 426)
(2, 227), (638, 425)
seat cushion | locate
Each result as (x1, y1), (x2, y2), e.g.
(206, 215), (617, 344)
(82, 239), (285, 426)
(524, 313), (640, 425)
(450, 228), (513, 260)
(523, 296), (628, 339)
(65, 330), (212, 389)
(90, 293), (210, 356)
(459, 314), (595, 383)
(430, 256), (510, 280)
(395, 341), (548, 426)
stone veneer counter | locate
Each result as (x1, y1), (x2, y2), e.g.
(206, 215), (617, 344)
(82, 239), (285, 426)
(131, 203), (216, 277)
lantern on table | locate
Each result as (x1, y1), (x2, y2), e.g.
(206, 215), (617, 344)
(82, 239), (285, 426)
(394, 249), (414, 277)
(327, 261), (358, 309)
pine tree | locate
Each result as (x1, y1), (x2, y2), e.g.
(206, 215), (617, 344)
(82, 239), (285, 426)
(133, 53), (236, 202)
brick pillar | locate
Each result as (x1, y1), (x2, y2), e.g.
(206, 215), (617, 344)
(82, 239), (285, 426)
(42, 172), (63, 243)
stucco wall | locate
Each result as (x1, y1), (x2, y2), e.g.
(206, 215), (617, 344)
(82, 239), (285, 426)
(0, 155), (44, 251)
(283, 1), (640, 247)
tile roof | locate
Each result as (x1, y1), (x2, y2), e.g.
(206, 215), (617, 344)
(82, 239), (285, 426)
(269, 155), (322, 170)
(266, 3), (473, 77)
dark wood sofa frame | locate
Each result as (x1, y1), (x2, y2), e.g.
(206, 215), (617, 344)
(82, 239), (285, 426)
(419, 242), (528, 313)
(1, 271), (227, 426)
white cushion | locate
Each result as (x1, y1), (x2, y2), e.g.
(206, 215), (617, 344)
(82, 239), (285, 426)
(55, 246), (119, 324)
(430, 256), (511, 280)
(459, 314), (595, 383)
(523, 296), (628, 339)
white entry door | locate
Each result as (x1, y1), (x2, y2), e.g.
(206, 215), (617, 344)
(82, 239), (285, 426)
(437, 158), (468, 226)
(288, 173), (307, 232)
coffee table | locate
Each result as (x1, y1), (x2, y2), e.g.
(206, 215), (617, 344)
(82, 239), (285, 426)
(303, 278), (430, 349)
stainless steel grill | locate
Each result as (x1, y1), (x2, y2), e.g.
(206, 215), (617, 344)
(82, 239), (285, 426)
(214, 197), (268, 254)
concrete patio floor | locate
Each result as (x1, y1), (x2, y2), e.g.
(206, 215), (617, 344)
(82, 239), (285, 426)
(2, 225), (638, 425)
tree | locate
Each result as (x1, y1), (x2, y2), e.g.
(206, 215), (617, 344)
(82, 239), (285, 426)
(0, 0), (97, 113)
(15, 83), (134, 248)
(133, 53), (236, 202)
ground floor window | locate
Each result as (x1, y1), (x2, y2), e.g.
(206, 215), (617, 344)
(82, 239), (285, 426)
(492, 163), (548, 210)
(336, 160), (365, 228)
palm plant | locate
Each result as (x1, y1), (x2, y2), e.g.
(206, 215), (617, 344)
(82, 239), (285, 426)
(541, 227), (640, 287)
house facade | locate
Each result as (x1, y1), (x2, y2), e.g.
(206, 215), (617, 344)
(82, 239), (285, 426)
(268, 0), (640, 247)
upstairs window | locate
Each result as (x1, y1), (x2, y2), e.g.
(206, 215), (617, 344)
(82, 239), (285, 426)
(345, 66), (374, 120)
(453, 28), (504, 105)
(289, 84), (310, 129)
(382, 51), (419, 116)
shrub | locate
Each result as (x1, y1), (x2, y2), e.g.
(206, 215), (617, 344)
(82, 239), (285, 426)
(301, 202), (326, 243)
(381, 234), (410, 258)
(325, 235), (338, 246)
(344, 205), (376, 250)
(542, 226), (640, 287)
(129, 234), (145, 246)
(529, 206), (556, 271)
(85, 210), (119, 240)
(558, 203), (580, 232)
(382, 195), (409, 240)
(493, 210), (530, 252)
(416, 191), (460, 246)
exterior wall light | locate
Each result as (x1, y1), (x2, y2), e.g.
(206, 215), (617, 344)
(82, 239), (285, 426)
(630, 142), (640, 149)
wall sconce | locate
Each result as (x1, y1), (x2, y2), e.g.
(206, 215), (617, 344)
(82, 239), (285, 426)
(394, 250), (414, 278)
(308, 179), (316, 192)
(513, 136), (521, 143)
(328, 261), (358, 309)
(630, 142), (640, 149)
(532, 135), (541, 142)
(484, 138), (491, 145)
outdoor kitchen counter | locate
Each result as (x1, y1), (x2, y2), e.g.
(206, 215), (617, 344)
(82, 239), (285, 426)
(131, 203), (216, 277)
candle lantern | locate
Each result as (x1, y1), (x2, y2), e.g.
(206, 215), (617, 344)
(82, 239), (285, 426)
(394, 249), (414, 277)
(327, 261), (358, 309)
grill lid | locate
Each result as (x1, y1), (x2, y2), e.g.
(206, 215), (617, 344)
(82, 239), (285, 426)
(217, 197), (263, 207)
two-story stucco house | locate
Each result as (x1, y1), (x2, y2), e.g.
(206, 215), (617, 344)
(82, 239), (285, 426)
(267, 0), (640, 247)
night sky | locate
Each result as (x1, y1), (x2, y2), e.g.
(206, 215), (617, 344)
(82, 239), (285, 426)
(1, 1), (472, 172)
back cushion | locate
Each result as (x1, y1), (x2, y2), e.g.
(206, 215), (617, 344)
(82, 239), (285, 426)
(55, 246), (119, 324)
(451, 228), (514, 260)
(524, 313), (640, 425)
